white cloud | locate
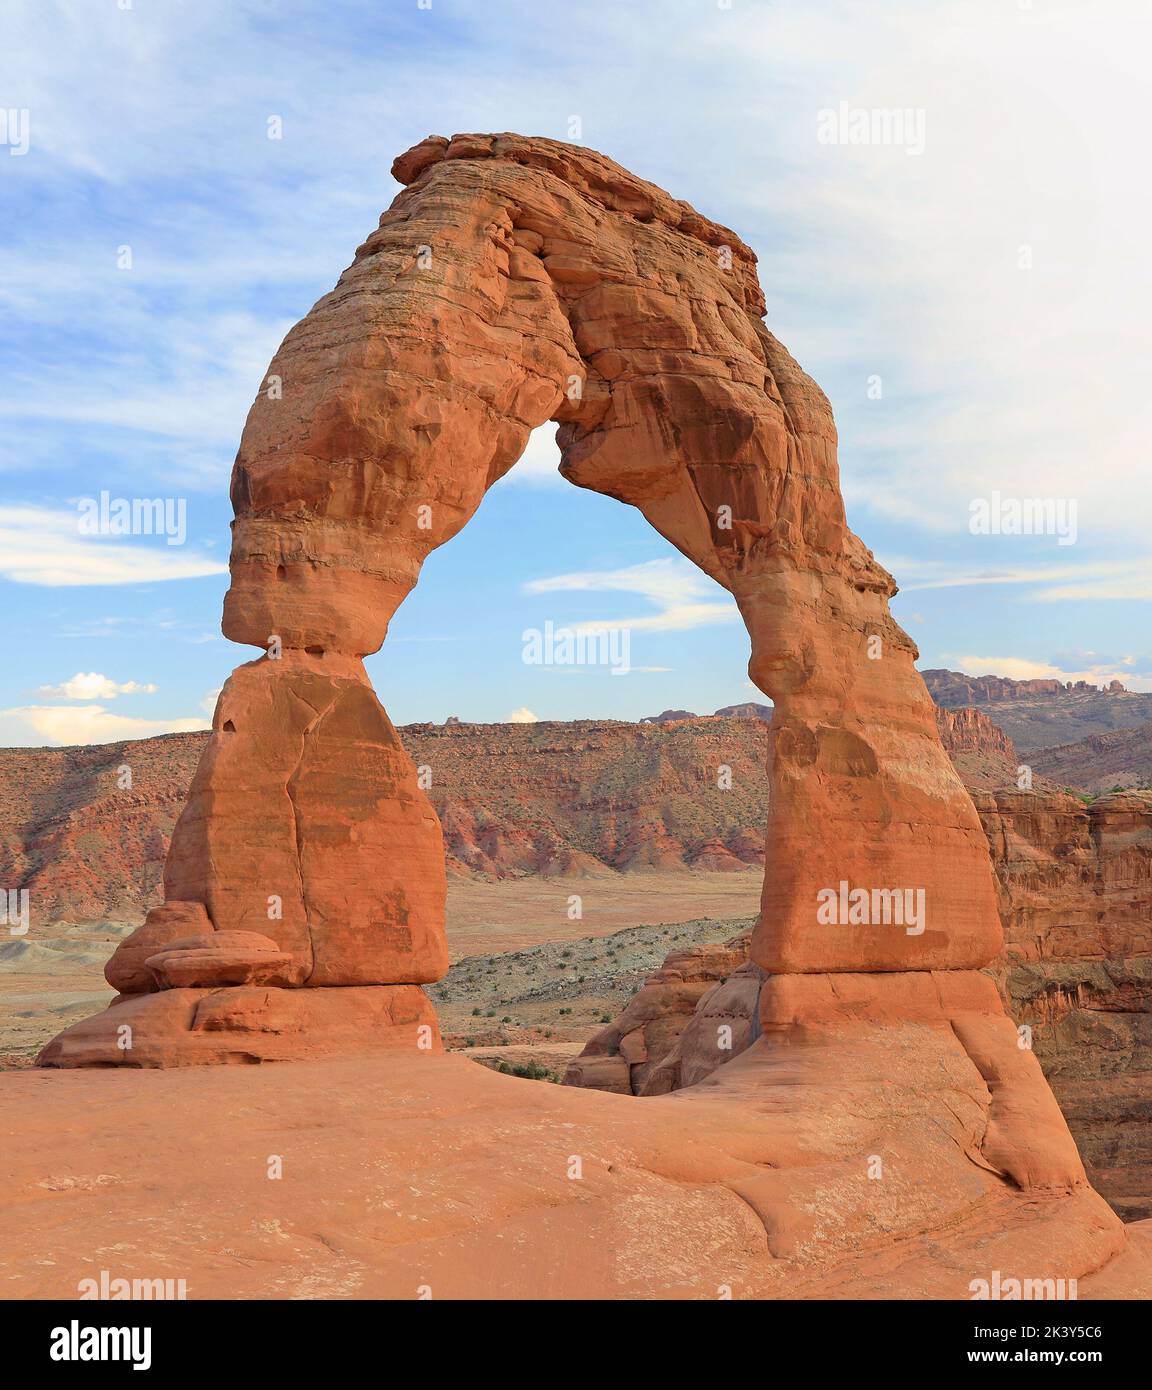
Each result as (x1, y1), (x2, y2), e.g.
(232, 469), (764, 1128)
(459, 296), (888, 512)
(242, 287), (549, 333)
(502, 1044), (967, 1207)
(498, 426), (566, 487)
(953, 657), (1068, 682)
(524, 558), (739, 633)
(36, 672), (158, 700)
(506, 707), (539, 723)
(0, 507), (227, 586)
(891, 556), (1152, 602)
(0, 704), (209, 747)
(728, 1), (1152, 548)
(1030, 576), (1152, 604)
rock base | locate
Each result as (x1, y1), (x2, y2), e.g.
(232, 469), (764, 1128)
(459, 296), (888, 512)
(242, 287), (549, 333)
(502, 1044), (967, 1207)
(36, 985), (440, 1068)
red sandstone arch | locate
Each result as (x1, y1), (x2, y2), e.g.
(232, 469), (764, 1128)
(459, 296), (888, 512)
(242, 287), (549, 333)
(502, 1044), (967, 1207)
(91, 131), (999, 1003)
(37, 130), (1028, 1042)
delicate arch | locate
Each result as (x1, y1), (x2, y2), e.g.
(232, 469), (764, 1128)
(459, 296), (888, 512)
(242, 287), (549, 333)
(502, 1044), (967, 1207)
(46, 133), (1003, 1053)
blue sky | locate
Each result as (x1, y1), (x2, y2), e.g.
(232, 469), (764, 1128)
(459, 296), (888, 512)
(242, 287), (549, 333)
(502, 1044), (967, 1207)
(1, 0), (1149, 744)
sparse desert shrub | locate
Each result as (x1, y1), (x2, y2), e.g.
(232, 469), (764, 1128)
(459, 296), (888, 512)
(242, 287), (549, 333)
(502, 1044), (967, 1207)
(495, 1061), (560, 1084)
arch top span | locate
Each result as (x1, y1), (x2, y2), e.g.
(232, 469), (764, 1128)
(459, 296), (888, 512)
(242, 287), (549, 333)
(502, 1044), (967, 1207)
(223, 129), (879, 663)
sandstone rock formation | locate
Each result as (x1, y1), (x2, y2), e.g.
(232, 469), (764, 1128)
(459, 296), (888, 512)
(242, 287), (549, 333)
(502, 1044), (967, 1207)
(0, 731), (202, 927)
(44, 130), (999, 1054)
(932, 705), (1023, 790)
(7, 1050), (1150, 1300)
(33, 133), (1148, 1293)
(924, 669), (1133, 703)
(713, 702), (774, 720)
(984, 788), (1152, 1219)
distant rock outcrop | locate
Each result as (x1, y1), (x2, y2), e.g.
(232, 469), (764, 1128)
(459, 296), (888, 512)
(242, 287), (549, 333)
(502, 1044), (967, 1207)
(713, 702), (773, 720)
(923, 668), (1129, 703)
(1031, 723), (1152, 793)
(932, 705), (1022, 789)
(923, 669), (1152, 754)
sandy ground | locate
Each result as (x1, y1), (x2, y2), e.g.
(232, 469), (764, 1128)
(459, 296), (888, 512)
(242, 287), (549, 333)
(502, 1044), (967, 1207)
(443, 869), (760, 957)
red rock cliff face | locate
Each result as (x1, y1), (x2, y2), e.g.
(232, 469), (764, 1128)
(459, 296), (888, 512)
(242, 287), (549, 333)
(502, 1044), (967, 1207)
(934, 705), (1016, 759)
(405, 718), (770, 876)
(933, 706), (1023, 790)
(0, 734), (204, 925)
(0, 720), (770, 920)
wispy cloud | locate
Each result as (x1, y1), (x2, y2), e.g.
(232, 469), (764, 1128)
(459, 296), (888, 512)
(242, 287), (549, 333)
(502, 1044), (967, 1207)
(524, 558), (739, 633)
(892, 556), (1152, 602)
(0, 507), (227, 586)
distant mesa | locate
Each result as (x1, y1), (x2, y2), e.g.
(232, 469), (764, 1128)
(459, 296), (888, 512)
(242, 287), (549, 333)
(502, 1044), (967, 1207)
(923, 667), (1129, 704)
(713, 702), (774, 721)
(641, 702), (774, 724)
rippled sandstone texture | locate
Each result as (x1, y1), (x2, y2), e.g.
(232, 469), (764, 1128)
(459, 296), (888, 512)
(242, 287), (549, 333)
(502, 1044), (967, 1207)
(32, 132), (1148, 1296)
